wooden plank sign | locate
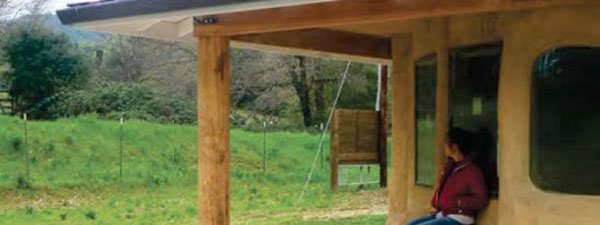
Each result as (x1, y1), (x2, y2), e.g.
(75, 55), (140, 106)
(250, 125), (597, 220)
(330, 109), (386, 191)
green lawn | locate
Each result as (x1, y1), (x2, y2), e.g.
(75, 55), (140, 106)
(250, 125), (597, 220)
(0, 115), (386, 224)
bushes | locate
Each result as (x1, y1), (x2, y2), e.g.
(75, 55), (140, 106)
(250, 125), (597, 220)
(49, 82), (196, 124)
(46, 81), (314, 130)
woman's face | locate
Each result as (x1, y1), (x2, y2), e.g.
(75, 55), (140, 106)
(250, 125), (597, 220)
(444, 141), (457, 157)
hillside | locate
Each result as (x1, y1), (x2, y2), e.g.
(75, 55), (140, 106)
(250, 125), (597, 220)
(43, 14), (103, 43)
(0, 115), (385, 224)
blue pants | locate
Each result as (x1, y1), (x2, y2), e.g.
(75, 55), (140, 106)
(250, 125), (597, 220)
(407, 215), (461, 225)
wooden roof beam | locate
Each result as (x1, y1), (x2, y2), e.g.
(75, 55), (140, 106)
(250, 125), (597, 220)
(194, 0), (593, 36)
(230, 29), (391, 63)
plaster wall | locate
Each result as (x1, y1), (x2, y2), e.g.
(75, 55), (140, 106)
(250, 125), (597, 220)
(389, 4), (600, 225)
(497, 5), (600, 225)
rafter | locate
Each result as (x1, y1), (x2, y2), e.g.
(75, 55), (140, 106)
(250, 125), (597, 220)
(230, 29), (391, 63)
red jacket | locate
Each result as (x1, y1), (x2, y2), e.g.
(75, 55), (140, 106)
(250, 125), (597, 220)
(431, 157), (488, 217)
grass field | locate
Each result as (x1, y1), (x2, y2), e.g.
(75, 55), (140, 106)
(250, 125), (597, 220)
(0, 115), (386, 224)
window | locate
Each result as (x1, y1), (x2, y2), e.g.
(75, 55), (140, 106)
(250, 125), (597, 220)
(531, 47), (600, 195)
(415, 55), (437, 187)
(450, 44), (501, 196)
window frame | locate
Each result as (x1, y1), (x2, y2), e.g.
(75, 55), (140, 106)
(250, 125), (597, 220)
(529, 46), (600, 196)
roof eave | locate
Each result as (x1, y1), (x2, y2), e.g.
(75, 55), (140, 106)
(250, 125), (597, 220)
(57, 0), (334, 26)
(57, 0), (258, 25)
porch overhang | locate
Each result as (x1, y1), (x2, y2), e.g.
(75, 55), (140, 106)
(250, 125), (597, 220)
(56, 0), (395, 63)
(56, 0), (334, 42)
(57, 0), (591, 63)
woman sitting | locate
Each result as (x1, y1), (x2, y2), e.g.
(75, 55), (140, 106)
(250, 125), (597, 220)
(407, 127), (488, 225)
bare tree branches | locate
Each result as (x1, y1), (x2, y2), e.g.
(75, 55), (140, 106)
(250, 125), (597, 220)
(0, 0), (48, 33)
(93, 33), (377, 128)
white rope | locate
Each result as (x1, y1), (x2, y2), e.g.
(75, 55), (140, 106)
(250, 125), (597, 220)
(297, 61), (352, 203)
(375, 64), (383, 111)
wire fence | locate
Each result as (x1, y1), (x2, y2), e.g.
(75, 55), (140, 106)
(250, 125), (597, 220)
(0, 114), (199, 190)
(0, 113), (383, 195)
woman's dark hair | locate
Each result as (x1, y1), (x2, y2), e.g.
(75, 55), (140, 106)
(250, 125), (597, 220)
(446, 127), (474, 156)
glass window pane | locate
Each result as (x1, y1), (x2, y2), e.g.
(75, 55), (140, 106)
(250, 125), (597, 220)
(531, 47), (600, 195)
(415, 55), (437, 187)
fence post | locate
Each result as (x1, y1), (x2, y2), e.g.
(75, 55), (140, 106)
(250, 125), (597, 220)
(319, 123), (325, 170)
(262, 121), (266, 174)
(23, 113), (29, 183)
(119, 116), (124, 180)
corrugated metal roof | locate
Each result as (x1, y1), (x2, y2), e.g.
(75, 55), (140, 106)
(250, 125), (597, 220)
(66, 0), (116, 8)
(57, 0), (267, 25)
(55, 0), (334, 44)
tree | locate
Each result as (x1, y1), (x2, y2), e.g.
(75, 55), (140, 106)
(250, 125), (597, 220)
(1, 0), (47, 79)
(100, 36), (149, 82)
(0, 0), (47, 34)
(2, 22), (90, 119)
(100, 35), (197, 97)
(289, 56), (313, 127)
(228, 50), (379, 128)
(278, 56), (378, 128)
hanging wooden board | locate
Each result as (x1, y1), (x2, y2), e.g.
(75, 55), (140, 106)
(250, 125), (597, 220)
(330, 109), (386, 191)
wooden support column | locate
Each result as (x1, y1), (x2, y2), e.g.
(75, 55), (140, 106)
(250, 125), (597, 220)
(434, 18), (450, 180)
(197, 35), (231, 225)
(378, 65), (389, 188)
(388, 34), (414, 225)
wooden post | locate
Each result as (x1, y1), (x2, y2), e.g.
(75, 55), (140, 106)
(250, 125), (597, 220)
(388, 34), (414, 225)
(330, 111), (339, 192)
(434, 18), (450, 180)
(197, 35), (231, 225)
(378, 65), (388, 188)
